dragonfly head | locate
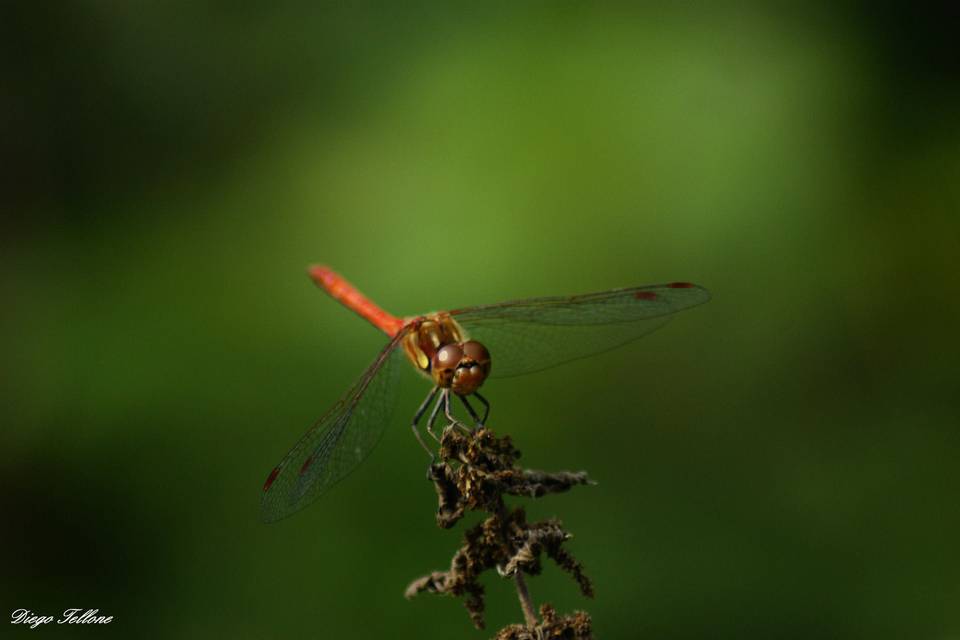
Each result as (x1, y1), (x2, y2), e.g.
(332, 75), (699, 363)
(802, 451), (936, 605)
(431, 340), (491, 395)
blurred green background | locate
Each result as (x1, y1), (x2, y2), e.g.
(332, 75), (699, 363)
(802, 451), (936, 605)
(3, 3), (959, 638)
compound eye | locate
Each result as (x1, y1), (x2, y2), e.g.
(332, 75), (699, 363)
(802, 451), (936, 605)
(431, 343), (463, 387)
(452, 362), (488, 396)
(434, 343), (463, 368)
(461, 340), (490, 365)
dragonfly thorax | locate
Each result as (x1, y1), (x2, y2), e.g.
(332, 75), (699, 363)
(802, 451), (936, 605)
(401, 313), (491, 395)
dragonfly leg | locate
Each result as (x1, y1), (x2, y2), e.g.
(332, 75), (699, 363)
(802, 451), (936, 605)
(473, 392), (490, 425)
(411, 386), (440, 458)
(425, 388), (446, 442)
(458, 394), (483, 429)
(444, 390), (471, 434)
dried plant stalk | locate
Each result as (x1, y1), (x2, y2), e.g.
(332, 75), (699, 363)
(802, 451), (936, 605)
(405, 426), (595, 638)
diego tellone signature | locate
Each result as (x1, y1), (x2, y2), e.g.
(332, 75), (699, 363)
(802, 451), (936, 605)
(11, 608), (113, 629)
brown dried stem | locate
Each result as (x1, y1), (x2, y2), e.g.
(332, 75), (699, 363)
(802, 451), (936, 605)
(405, 426), (595, 638)
(513, 571), (538, 628)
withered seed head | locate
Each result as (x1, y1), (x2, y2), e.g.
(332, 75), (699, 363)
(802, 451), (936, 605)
(407, 426), (595, 635)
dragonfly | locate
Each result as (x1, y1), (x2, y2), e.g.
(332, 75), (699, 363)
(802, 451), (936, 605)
(261, 266), (710, 523)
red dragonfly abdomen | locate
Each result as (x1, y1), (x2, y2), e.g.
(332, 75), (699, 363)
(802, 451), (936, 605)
(309, 265), (405, 337)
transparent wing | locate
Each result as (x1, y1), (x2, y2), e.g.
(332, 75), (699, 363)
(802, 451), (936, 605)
(260, 332), (406, 523)
(450, 283), (710, 378)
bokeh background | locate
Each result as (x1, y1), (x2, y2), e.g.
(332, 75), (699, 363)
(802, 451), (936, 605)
(3, 3), (959, 638)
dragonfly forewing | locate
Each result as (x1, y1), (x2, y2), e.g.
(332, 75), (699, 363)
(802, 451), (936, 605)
(451, 283), (710, 377)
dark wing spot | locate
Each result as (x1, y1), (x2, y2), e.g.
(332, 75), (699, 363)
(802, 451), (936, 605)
(299, 455), (315, 476)
(263, 466), (281, 492)
(668, 282), (695, 288)
(634, 291), (658, 300)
